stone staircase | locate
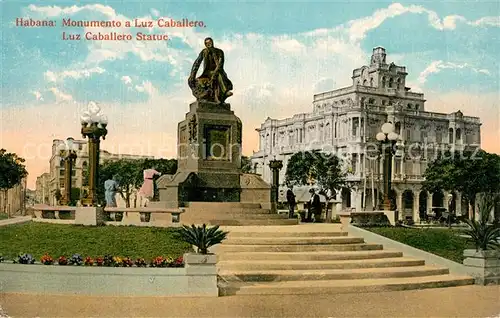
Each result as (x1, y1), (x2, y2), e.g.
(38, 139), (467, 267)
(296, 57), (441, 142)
(216, 225), (474, 295)
(186, 202), (298, 226)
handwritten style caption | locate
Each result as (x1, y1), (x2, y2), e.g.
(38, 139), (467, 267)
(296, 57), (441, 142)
(15, 17), (206, 41)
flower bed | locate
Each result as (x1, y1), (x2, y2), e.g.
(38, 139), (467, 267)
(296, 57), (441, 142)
(3, 253), (184, 268)
(0, 252), (217, 297)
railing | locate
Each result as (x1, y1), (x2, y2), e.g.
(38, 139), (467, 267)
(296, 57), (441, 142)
(32, 204), (184, 227)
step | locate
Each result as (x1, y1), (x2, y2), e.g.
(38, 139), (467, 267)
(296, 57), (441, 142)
(216, 243), (383, 252)
(219, 265), (448, 282)
(188, 202), (262, 209)
(218, 275), (474, 296)
(217, 250), (403, 261)
(217, 257), (423, 271)
(211, 219), (299, 226)
(227, 231), (348, 238)
(216, 213), (288, 220)
(223, 236), (365, 245)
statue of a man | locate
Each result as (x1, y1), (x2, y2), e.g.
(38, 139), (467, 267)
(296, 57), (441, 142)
(188, 37), (233, 104)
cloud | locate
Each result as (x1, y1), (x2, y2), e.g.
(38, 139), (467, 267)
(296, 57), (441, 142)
(121, 75), (132, 85)
(313, 78), (335, 94)
(44, 67), (105, 83)
(345, 3), (500, 42)
(49, 87), (73, 102)
(135, 81), (156, 95)
(32, 91), (43, 101)
(417, 60), (491, 84)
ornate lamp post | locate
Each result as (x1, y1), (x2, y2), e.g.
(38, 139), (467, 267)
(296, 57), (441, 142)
(59, 137), (78, 206)
(80, 102), (108, 207)
(376, 122), (399, 211)
(269, 158), (283, 213)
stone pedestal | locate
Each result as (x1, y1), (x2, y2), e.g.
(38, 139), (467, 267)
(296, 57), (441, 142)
(463, 249), (500, 285)
(74, 207), (104, 226)
(157, 101), (243, 207)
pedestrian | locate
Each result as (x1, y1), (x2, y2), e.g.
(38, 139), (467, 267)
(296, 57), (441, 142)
(286, 185), (296, 219)
(307, 188), (322, 222)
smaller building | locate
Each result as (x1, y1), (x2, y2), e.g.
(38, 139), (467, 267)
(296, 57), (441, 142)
(0, 178), (27, 216)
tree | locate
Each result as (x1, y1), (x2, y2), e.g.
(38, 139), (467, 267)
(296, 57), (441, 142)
(94, 158), (178, 207)
(0, 149), (28, 215)
(241, 156), (252, 173)
(423, 150), (500, 220)
(285, 151), (348, 217)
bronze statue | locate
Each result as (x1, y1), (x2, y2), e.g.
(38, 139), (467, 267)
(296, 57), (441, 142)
(188, 37), (233, 104)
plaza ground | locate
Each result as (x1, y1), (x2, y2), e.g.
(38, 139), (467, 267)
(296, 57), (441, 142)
(1, 285), (499, 317)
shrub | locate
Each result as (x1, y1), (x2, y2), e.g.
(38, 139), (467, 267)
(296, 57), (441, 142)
(15, 253), (35, 264)
(178, 224), (229, 254)
(134, 258), (147, 267)
(84, 257), (94, 266)
(464, 193), (500, 251)
(69, 254), (83, 266)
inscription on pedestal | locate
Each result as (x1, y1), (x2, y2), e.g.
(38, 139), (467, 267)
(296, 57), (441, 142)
(204, 125), (230, 160)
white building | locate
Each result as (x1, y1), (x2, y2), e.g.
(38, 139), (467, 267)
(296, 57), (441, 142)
(251, 47), (481, 222)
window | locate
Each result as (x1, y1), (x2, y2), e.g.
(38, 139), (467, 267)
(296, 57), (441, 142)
(455, 128), (461, 141)
(59, 169), (64, 176)
(370, 78), (374, 87)
(406, 129), (411, 141)
(78, 144), (83, 150)
(382, 100), (386, 106)
(388, 78), (393, 88)
(436, 132), (442, 143)
(382, 77), (386, 87)
(448, 128), (454, 143)
(363, 79), (367, 86)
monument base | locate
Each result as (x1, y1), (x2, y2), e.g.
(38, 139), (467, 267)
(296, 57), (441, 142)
(74, 207), (105, 226)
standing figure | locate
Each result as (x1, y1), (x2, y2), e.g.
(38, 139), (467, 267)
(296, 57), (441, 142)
(188, 37), (233, 104)
(307, 188), (322, 223)
(286, 185), (296, 219)
(138, 168), (161, 207)
(104, 176), (119, 207)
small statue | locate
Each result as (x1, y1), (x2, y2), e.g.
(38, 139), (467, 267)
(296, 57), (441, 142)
(104, 176), (119, 207)
(138, 168), (161, 207)
(188, 37), (233, 104)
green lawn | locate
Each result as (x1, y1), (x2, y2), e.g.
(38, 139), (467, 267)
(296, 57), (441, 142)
(0, 223), (192, 261)
(0, 213), (8, 220)
(365, 227), (473, 263)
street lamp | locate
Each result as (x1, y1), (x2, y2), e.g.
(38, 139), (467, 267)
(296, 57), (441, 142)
(376, 122), (399, 211)
(59, 137), (77, 206)
(80, 102), (108, 206)
(269, 158), (283, 213)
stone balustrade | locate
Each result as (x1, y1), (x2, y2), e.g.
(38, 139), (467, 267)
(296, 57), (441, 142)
(32, 204), (184, 227)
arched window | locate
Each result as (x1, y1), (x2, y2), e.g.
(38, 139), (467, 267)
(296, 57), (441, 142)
(388, 78), (394, 88)
(369, 98), (375, 105)
(448, 128), (454, 143)
(382, 77), (386, 87)
(455, 128), (461, 141)
(382, 100), (386, 106)
(415, 104), (420, 111)
(363, 79), (367, 86)
(395, 122), (401, 134)
(370, 78), (374, 87)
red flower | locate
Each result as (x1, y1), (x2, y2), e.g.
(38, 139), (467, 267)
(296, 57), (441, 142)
(58, 256), (68, 265)
(84, 257), (94, 266)
(40, 253), (54, 265)
(96, 257), (104, 266)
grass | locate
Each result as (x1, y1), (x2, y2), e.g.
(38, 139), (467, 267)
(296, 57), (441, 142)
(0, 222), (193, 261)
(365, 227), (474, 263)
(0, 213), (8, 220)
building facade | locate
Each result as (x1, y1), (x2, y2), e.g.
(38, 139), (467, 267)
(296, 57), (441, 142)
(0, 178), (27, 216)
(251, 47), (482, 222)
(38, 139), (153, 206)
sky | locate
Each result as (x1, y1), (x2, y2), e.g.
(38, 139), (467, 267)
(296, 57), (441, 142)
(1, 0), (499, 189)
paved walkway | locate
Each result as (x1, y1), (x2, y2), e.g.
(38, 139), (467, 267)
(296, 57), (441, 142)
(1, 285), (499, 317)
(0, 216), (31, 227)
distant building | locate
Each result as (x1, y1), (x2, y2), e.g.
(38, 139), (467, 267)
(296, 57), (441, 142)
(251, 47), (481, 222)
(0, 178), (27, 216)
(38, 139), (153, 206)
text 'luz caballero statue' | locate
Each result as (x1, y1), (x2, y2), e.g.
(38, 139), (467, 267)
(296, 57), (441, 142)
(188, 37), (233, 104)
